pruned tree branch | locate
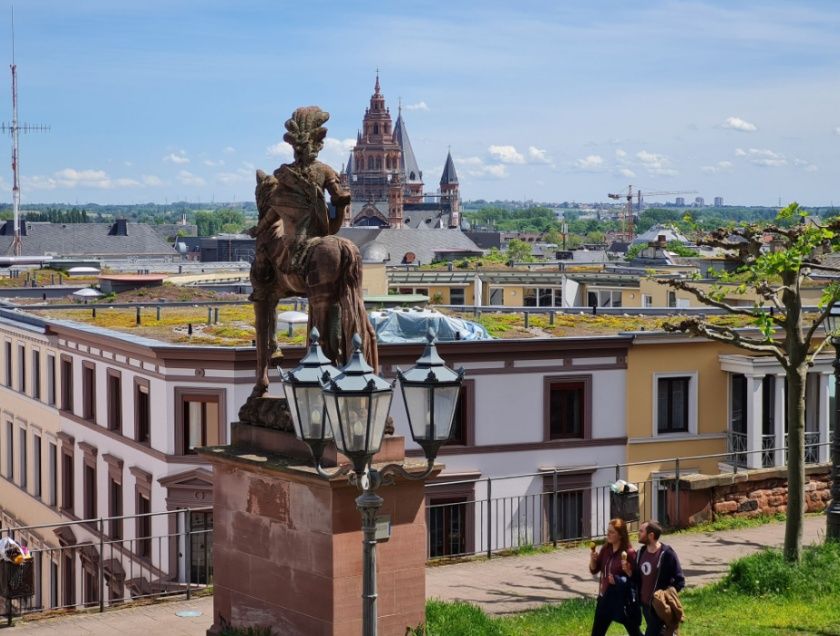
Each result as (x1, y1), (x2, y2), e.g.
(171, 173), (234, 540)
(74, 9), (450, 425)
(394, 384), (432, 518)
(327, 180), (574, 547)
(659, 277), (785, 325)
(663, 318), (786, 364)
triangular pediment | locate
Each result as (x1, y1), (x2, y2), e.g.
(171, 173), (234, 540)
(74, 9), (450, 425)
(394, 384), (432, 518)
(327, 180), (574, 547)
(157, 468), (213, 489)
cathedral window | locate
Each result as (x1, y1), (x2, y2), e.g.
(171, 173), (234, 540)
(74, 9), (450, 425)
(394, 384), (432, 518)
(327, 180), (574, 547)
(376, 157), (382, 170)
(367, 157), (374, 170)
(410, 171), (415, 181)
(373, 124), (379, 135)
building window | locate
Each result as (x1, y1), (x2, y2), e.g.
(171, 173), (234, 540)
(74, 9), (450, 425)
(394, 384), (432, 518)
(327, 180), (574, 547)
(426, 479), (476, 559)
(448, 380), (474, 447)
(47, 354), (56, 405)
(19, 428), (27, 490)
(82, 362), (96, 422)
(667, 291), (677, 308)
(587, 289), (622, 308)
(60, 356), (73, 412)
(50, 560), (58, 609)
(489, 288), (504, 305)
(543, 472), (592, 541)
(6, 421), (14, 480)
(135, 379), (150, 444)
(48, 442), (57, 506)
(105, 453), (124, 539)
(18, 344), (26, 393)
(730, 374), (748, 435)
(449, 288), (465, 305)
(657, 376), (691, 434)
(32, 350), (41, 400)
(4, 341), (10, 387)
(545, 376), (591, 440)
(136, 492), (151, 559)
(59, 434), (75, 514)
(107, 370), (122, 432)
(83, 464), (96, 519)
(642, 294), (653, 308)
(109, 478), (123, 539)
(33, 434), (41, 498)
(183, 397), (219, 453)
(190, 511), (214, 584)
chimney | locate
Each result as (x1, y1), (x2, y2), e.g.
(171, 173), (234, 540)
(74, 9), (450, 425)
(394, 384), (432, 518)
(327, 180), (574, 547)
(109, 219), (129, 236)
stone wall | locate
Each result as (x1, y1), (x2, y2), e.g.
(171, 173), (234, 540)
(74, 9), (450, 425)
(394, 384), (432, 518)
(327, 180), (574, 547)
(666, 463), (831, 528)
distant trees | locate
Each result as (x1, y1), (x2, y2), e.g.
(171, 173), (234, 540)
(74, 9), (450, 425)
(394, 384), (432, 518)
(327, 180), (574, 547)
(25, 208), (91, 223)
(195, 208), (246, 236)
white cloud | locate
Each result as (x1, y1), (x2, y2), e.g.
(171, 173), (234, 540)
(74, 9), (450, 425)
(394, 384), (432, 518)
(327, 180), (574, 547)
(223, 146), (236, 154)
(488, 145), (525, 164)
(834, 127), (840, 136)
(456, 156), (508, 179)
(215, 168), (252, 185)
(266, 141), (294, 160)
(636, 150), (678, 176)
(23, 168), (141, 190)
(163, 150), (190, 165)
(177, 170), (206, 187)
(793, 158), (818, 172)
(735, 148), (787, 167)
(617, 168), (636, 178)
(527, 146), (551, 164)
(141, 175), (164, 186)
(722, 116), (758, 132)
(203, 159), (225, 167)
(615, 149), (627, 158)
(573, 155), (604, 171)
(700, 160), (735, 174)
(404, 101), (429, 112)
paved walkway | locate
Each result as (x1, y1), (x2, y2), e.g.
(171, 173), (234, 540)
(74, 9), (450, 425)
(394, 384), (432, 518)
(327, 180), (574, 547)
(10, 516), (825, 633)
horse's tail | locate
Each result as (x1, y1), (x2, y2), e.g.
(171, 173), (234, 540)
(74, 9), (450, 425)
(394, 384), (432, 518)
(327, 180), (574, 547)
(337, 239), (379, 372)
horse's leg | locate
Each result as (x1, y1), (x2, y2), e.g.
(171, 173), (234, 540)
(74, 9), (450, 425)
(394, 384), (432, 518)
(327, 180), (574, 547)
(251, 294), (278, 397)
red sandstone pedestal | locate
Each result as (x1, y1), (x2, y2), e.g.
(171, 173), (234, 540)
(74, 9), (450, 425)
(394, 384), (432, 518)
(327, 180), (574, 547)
(200, 430), (434, 636)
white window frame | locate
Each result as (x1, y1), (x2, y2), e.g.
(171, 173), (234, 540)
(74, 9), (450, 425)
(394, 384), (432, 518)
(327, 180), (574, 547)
(652, 371), (698, 437)
(642, 294), (653, 308)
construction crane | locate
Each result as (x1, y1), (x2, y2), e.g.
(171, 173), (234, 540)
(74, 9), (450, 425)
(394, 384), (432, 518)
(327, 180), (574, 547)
(607, 186), (697, 241)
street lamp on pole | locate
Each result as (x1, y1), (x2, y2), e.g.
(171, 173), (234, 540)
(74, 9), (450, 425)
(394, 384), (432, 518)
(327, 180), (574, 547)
(284, 329), (464, 636)
(822, 302), (840, 539)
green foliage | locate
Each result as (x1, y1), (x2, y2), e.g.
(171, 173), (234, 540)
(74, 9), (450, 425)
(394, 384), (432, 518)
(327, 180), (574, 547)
(721, 540), (840, 597)
(506, 239), (534, 263)
(195, 208), (247, 236)
(421, 541), (840, 635)
(420, 600), (505, 636)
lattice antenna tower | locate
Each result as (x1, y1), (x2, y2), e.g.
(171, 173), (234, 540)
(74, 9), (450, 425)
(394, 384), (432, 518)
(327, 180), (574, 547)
(1, 8), (49, 256)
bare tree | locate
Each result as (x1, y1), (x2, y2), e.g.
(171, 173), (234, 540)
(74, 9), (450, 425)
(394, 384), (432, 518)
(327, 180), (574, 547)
(661, 203), (840, 562)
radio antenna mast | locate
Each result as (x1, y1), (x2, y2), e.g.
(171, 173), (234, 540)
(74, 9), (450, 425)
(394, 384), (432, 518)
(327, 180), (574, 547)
(1, 7), (49, 256)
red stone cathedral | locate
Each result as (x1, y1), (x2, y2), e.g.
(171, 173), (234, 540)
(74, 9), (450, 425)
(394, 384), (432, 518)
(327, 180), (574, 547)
(340, 73), (461, 230)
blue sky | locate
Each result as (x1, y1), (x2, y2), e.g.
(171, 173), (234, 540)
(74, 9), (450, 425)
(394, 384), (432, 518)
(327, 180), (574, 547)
(1, 0), (839, 206)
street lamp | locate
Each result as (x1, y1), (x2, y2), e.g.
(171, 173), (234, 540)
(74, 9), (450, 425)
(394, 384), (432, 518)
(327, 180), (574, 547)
(822, 301), (840, 539)
(284, 330), (463, 636)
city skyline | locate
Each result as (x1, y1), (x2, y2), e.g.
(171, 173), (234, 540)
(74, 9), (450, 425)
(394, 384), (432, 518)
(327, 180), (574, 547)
(1, 1), (838, 207)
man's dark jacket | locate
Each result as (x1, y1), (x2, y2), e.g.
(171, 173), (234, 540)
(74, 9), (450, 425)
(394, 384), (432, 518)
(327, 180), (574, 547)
(632, 543), (685, 600)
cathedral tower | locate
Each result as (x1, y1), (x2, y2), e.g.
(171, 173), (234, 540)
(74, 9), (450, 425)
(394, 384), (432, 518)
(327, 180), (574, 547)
(440, 151), (460, 228)
(350, 73), (402, 202)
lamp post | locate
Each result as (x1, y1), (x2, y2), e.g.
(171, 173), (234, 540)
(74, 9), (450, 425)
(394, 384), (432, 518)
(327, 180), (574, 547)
(822, 302), (840, 539)
(284, 330), (464, 636)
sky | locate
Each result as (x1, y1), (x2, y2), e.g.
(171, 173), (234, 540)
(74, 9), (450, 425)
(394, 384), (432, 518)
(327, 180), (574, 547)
(1, 0), (839, 207)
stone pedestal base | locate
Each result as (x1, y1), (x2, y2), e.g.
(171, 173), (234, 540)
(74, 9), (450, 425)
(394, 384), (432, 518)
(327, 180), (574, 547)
(201, 434), (431, 636)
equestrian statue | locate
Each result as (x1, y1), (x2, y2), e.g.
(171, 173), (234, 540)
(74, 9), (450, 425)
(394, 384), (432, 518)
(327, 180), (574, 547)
(240, 106), (378, 423)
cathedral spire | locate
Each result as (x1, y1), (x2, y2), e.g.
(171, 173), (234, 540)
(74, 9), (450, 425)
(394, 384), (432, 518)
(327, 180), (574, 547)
(374, 69), (381, 95)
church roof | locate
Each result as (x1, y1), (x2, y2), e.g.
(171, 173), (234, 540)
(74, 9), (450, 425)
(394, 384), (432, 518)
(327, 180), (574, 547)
(440, 151), (458, 185)
(393, 113), (423, 184)
(345, 151), (355, 176)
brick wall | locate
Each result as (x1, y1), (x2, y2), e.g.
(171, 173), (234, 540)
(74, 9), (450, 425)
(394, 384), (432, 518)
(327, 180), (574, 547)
(667, 463), (831, 528)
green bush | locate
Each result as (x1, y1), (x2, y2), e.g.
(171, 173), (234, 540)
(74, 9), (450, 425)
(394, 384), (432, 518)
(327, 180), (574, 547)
(722, 541), (840, 597)
(422, 600), (504, 636)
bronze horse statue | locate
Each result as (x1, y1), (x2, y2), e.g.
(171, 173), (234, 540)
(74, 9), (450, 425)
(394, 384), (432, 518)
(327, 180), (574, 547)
(245, 106), (378, 407)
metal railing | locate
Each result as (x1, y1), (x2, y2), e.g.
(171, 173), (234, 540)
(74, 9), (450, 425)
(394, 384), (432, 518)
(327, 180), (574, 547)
(0, 507), (212, 619)
(424, 441), (833, 561)
(727, 431), (748, 467)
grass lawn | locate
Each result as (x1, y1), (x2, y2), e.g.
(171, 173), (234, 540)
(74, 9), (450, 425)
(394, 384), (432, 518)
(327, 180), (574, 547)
(421, 541), (840, 636)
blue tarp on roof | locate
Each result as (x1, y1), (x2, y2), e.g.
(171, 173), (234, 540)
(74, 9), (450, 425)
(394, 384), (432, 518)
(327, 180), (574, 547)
(370, 309), (492, 343)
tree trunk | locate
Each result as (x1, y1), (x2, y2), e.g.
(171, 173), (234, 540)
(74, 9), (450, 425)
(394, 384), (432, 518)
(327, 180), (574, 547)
(783, 361), (807, 562)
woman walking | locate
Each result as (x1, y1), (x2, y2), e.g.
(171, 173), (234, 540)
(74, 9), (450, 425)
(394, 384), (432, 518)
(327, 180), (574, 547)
(589, 518), (642, 636)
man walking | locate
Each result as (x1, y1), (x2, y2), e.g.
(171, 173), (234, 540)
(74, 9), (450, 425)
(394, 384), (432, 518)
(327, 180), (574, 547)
(631, 521), (685, 636)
